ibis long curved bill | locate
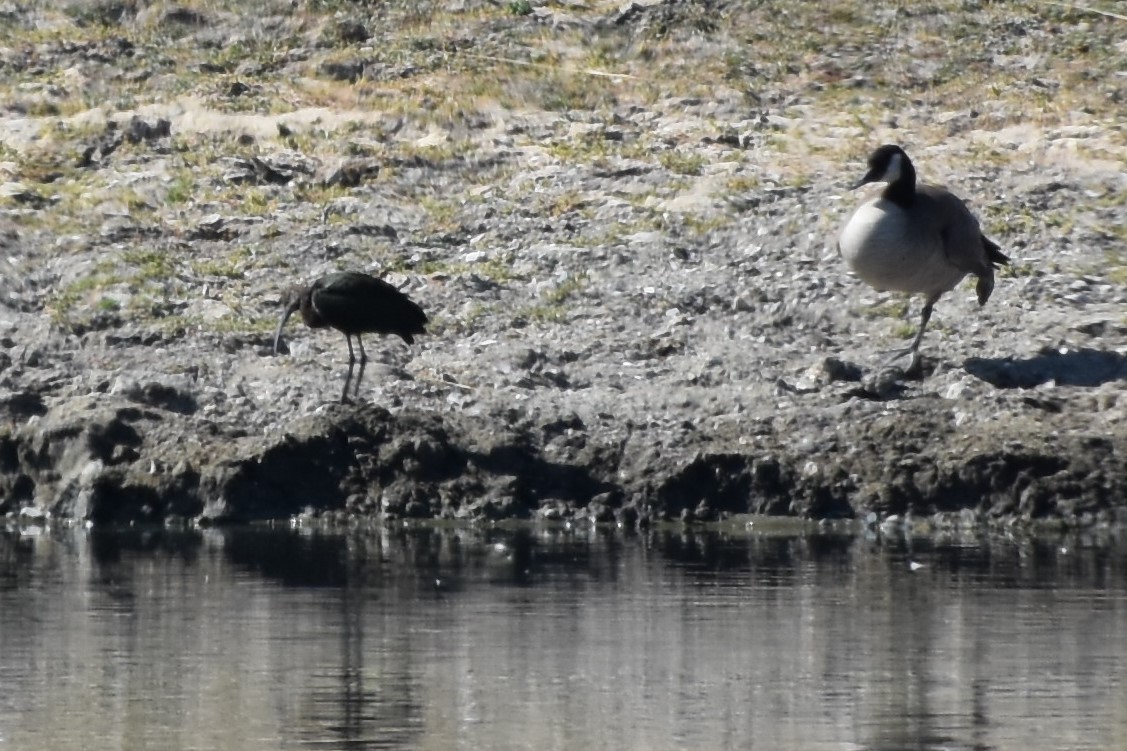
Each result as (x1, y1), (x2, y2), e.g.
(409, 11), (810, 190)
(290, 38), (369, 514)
(273, 297), (300, 356)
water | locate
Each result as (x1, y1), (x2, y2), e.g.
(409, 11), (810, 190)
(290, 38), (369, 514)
(1, 524), (1125, 751)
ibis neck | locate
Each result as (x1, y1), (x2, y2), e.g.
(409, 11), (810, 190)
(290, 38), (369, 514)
(299, 292), (328, 328)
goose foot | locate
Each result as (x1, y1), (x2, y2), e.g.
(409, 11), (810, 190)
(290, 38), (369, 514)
(878, 347), (925, 378)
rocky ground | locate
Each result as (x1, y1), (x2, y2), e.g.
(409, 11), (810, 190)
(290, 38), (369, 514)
(0, 0), (1125, 527)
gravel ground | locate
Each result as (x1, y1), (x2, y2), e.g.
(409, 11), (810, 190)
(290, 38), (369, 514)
(0, 0), (1125, 527)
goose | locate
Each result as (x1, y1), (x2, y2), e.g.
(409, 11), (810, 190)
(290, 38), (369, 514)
(838, 144), (1008, 373)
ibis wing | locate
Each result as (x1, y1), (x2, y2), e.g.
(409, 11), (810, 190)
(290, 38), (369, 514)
(312, 272), (428, 343)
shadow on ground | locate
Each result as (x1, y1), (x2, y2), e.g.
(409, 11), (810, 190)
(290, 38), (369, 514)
(964, 348), (1127, 389)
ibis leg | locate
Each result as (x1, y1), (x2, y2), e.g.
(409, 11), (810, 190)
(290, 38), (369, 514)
(340, 360), (355, 404)
(354, 360), (366, 397)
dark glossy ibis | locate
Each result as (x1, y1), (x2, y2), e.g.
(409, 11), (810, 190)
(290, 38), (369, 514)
(273, 271), (428, 364)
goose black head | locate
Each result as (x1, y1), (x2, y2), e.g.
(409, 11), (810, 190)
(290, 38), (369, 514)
(851, 144), (911, 190)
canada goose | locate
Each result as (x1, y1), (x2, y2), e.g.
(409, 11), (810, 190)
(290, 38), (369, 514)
(838, 144), (1008, 372)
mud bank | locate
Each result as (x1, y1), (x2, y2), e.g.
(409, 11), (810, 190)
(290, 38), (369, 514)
(2, 373), (1125, 527)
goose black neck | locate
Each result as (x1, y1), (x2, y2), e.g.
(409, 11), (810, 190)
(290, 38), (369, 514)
(881, 159), (917, 208)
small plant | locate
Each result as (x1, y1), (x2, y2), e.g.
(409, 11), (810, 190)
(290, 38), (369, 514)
(441, 304), (488, 335)
(524, 304), (567, 323)
(890, 322), (917, 340)
(508, 0), (533, 16)
(48, 272), (120, 323)
(166, 174), (194, 205)
(860, 298), (910, 320)
(683, 213), (733, 234)
(123, 189), (155, 214)
(418, 195), (462, 233)
(241, 188), (274, 215)
(192, 259), (245, 279)
(726, 174), (761, 192)
(1105, 250), (1127, 286)
(542, 272), (587, 305)
(543, 190), (589, 218)
(123, 248), (176, 280)
(659, 150), (706, 176)
(476, 256), (520, 284)
(97, 296), (121, 312)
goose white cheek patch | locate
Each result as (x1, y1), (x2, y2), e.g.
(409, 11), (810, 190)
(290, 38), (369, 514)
(883, 152), (902, 183)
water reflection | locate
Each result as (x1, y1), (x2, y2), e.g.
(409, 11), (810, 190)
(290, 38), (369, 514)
(1, 524), (1125, 750)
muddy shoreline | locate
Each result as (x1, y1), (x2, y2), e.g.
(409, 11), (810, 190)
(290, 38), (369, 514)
(3, 363), (1125, 527)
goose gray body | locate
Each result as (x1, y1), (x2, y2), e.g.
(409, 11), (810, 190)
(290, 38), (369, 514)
(838, 145), (1007, 371)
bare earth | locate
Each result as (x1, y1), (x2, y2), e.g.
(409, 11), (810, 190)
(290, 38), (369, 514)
(0, 0), (1125, 528)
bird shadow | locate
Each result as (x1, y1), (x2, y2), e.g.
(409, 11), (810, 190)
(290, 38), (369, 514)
(964, 347), (1127, 389)
(340, 360), (366, 403)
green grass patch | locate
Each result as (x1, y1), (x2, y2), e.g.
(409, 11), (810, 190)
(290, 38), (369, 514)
(859, 298), (910, 320)
(542, 271), (587, 306)
(659, 150), (706, 176)
(1105, 250), (1127, 286)
(122, 248), (176, 280)
(166, 173), (196, 205)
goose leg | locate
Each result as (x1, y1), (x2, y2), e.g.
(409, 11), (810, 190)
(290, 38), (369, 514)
(881, 300), (933, 374)
(345, 334), (357, 364)
(356, 335), (368, 364)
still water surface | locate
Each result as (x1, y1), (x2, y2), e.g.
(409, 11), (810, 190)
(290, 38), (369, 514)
(1, 524), (1125, 750)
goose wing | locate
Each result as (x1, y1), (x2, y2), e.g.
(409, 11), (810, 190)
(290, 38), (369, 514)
(917, 185), (1001, 276)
